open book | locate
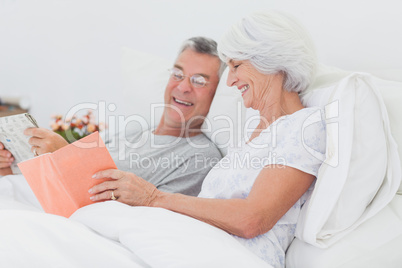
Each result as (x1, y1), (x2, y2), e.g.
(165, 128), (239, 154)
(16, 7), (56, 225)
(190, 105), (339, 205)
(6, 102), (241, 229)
(0, 113), (38, 174)
(18, 132), (117, 218)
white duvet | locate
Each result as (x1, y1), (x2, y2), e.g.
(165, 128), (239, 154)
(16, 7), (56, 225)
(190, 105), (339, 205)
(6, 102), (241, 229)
(0, 175), (270, 268)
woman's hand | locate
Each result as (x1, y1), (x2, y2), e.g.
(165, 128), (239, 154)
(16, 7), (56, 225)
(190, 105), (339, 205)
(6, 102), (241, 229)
(24, 127), (69, 155)
(89, 169), (159, 207)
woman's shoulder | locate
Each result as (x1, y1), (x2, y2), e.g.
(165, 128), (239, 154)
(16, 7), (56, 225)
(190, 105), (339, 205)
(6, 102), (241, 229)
(267, 106), (321, 130)
(287, 106), (325, 136)
(247, 107), (326, 148)
(278, 107), (324, 132)
(289, 106), (324, 122)
(280, 106), (326, 155)
(260, 106), (326, 148)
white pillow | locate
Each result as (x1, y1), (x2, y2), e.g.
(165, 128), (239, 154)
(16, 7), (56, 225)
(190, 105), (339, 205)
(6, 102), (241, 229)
(120, 48), (244, 155)
(117, 47), (170, 136)
(71, 202), (270, 268)
(305, 65), (402, 194)
(286, 195), (402, 268)
(372, 76), (402, 194)
(296, 72), (401, 248)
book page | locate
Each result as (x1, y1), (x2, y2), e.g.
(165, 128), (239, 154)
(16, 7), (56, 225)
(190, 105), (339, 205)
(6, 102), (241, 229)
(0, 113), (38, 174)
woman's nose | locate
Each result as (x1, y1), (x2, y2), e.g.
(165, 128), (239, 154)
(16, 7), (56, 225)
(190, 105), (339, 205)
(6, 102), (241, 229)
(226, 69), (238, 87)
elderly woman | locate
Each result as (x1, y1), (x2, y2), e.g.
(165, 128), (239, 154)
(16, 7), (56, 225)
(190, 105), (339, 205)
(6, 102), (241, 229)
(91, 10), (326, 268)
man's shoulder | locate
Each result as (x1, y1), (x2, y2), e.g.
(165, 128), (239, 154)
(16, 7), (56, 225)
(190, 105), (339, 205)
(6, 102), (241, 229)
(188, 132), (221, 150)
(105, 128), (145, 143)
(165, 133), (222, 160)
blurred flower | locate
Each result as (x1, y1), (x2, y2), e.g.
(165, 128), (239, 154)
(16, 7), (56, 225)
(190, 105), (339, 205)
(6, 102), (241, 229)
(87, 123), (96, 133)
(62, 124), (69, 131)
(50, 110), (106, 143)
(51, 122), (59, 131)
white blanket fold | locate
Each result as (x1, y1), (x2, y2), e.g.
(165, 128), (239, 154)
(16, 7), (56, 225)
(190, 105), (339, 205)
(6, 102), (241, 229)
(71, 202), (271, 268)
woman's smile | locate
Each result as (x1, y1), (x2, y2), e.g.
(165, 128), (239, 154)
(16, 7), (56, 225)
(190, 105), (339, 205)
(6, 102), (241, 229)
(240, 85), (249, 96)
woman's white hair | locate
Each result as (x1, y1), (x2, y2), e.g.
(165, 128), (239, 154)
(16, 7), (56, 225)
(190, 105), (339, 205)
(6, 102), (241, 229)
(218, 10), (317, 93)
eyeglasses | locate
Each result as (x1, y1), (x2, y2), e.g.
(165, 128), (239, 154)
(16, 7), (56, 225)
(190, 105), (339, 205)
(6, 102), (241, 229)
(168, 67), (209, 88)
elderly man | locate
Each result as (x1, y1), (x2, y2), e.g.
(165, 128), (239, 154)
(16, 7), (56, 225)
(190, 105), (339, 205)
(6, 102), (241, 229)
(0, 36), (224, 197)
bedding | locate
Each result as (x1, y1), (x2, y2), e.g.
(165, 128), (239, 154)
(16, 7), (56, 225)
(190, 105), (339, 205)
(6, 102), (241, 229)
(0, 175), (270, 268)
(0, 175), (149, 267)
(71, 202), (269, 268)
(286, 195), (402, 268)
(296, 72), (401, 247)
(285, 69), (402, 267)
(0, 210), (149, 268)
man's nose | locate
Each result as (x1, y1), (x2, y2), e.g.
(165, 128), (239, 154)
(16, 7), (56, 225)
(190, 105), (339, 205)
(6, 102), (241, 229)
(177, 77), (193, 93)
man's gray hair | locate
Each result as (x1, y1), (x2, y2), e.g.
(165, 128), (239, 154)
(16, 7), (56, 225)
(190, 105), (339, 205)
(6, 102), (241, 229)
(218, 10), (317, 93)
(179, 36), (226, 78)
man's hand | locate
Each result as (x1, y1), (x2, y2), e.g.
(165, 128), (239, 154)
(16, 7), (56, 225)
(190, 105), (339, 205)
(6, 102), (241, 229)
(89, 169), (159, 207)
(24, 127), (69, 155)
(0, 142), (14, 168)
(0, 142), (14, 175)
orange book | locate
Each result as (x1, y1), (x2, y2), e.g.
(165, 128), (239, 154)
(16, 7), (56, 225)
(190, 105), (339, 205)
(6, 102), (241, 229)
(18, 132), (116, 218)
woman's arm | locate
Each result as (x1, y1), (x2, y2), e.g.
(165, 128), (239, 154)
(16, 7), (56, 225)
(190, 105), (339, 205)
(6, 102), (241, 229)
(90, 166), (314, 239)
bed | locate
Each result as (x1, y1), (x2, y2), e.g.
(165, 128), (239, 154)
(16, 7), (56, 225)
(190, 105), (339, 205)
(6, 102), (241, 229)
(1, 47), (401, 268)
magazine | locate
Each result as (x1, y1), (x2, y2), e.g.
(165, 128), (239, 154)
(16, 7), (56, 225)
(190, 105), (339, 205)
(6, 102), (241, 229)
(0, 113), (38, 174)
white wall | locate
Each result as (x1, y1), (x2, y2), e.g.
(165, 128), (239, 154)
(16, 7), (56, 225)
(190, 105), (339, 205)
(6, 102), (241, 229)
(0, 0), (401, 127)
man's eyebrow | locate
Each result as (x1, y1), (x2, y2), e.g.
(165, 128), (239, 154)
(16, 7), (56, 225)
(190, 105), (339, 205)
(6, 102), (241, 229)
(173, 64), (210, 79)
(173, 64), (183, 71)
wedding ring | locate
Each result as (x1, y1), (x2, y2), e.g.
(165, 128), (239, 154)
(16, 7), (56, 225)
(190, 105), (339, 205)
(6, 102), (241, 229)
(33, 147), (39, 157)
(111, 191), (117, 200)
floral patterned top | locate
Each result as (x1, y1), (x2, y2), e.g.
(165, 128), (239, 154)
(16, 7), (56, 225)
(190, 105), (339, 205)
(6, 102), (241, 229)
(198, 107), (326, 268)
